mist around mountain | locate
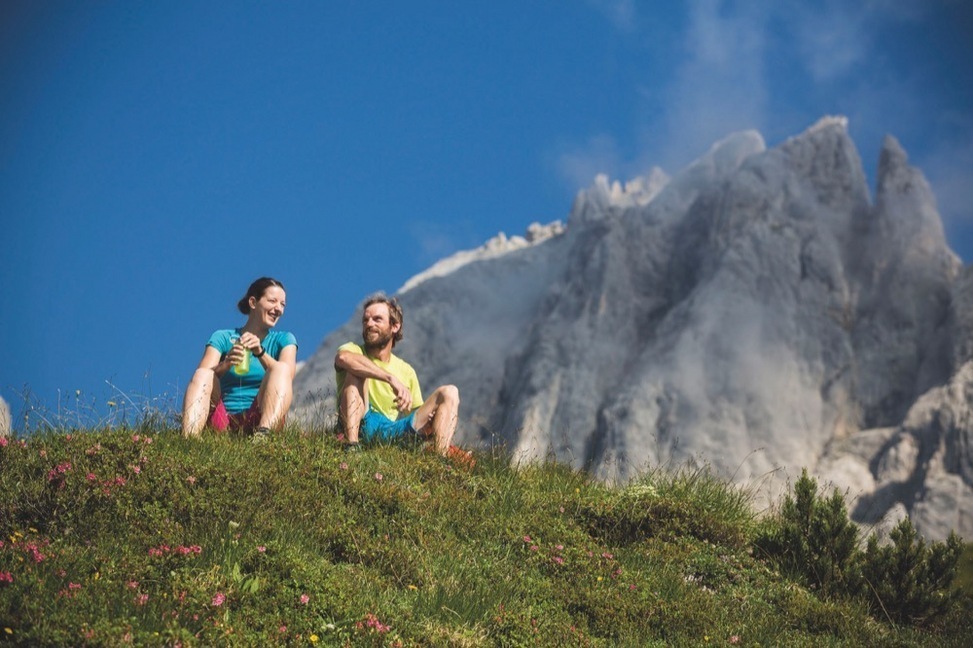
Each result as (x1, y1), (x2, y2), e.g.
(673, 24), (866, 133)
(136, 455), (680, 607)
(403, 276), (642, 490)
(295, 117), (972, 541)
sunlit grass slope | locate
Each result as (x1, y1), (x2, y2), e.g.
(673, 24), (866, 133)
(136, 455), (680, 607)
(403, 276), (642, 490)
(1, 426), (970, 646)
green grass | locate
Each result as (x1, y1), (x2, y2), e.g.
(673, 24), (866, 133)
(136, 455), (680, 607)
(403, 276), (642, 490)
(0, 425), (970, 646)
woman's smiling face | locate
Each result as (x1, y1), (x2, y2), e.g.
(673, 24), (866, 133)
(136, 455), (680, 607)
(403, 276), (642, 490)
(250, 286), (286, 328)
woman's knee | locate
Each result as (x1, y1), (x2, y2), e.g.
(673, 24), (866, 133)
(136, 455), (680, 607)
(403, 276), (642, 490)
(189, 367), (216, 386)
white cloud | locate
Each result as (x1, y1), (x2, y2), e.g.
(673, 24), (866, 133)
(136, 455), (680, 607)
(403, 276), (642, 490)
(923, 124), (973, 227)
(555, 0), (969, 231)
(407, 220), (480, 267)
(584, 0), (637, 32)
(556, 134), (624, 192)
(556, 1), (774, 190)
(652, 0), (771, 170)
(789, 7), (870, 82)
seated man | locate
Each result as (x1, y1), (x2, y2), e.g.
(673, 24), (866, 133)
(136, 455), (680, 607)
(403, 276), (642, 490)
(334, 294), (471, 465)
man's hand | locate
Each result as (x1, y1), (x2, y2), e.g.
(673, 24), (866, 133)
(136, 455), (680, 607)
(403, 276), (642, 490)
(388, 375), (413, 414)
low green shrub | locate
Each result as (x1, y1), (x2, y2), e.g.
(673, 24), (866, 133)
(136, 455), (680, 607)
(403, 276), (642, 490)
(753, 469), (861, 597)
(755, 468), (964, 630)
(860, 516), (963, 627)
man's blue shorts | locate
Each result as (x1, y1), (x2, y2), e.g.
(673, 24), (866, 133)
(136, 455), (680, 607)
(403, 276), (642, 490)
(360, 408), (418, 444)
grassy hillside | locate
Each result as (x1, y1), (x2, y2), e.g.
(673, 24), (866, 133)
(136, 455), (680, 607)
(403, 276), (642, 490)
(1, 425), (970, 646)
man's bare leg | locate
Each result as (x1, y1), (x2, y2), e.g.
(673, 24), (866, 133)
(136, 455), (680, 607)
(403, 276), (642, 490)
(339, 373), (368, 444)
(413, 384), (460, 454)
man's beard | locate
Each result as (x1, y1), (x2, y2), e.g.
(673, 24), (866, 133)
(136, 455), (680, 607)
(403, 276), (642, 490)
(364, 329), (394, 351)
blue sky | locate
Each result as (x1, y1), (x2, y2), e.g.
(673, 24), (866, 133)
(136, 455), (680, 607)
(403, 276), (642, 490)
(2, 1), (971, 429)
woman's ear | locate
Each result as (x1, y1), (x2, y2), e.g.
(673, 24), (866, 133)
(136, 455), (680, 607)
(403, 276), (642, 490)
(249, 295), (257, 311)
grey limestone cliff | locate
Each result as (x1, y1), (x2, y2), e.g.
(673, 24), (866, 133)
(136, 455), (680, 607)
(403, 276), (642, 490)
(294, 117), (970, 541)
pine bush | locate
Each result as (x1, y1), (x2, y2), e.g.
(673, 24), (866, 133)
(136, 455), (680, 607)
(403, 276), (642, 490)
(754, 469), (860, 597)
(755, 469), (963, 628)
(859, 517), (962, 627)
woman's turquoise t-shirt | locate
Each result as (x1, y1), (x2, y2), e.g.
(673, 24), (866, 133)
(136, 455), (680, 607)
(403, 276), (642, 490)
(207, 328), (298, 413)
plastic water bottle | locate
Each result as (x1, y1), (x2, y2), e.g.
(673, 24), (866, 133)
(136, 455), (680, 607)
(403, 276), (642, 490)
(231, 339), (251, 375)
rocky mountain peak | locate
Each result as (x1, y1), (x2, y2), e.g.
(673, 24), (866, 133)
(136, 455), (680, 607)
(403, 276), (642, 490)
(294, 117), (971, 541)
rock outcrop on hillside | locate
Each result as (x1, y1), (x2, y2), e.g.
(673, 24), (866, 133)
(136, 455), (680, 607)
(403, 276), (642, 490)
(0, 396), (10, 437)
(294, 117), (970, 540)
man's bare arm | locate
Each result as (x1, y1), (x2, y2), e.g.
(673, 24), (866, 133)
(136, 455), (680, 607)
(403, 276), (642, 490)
(335, 351), (413, 413)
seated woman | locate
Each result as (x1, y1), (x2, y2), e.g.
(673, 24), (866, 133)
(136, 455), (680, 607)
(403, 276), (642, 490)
(181, 277), (298, 440)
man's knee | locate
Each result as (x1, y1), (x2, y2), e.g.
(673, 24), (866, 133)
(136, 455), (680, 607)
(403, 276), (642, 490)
(339, 377), (365, 406)
(338, 378), (366, 421)
(438, 384), (459, 407)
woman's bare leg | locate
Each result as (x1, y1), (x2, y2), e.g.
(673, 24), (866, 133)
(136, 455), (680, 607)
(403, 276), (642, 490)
(256, 362), (294, 432)
(182, 368), (219, 438)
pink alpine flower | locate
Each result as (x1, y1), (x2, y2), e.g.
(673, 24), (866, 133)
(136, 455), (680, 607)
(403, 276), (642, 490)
(211, 592), (226, 607)
(47, 461), (72, 483)
(300, 593), (310, 605)
(24, 543), (46, 563)
(358, 613), (391, 634)
(0, 571), (13, 584)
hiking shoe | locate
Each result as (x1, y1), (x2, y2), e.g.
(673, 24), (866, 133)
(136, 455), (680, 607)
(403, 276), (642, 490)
(446, 444), (476, 469)
(251, 427), (271, 444)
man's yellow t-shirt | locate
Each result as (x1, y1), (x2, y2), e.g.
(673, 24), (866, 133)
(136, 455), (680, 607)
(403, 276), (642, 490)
(335, 342), (423, 420)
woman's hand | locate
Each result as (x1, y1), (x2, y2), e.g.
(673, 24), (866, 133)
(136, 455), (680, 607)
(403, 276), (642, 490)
(236, 331), (262, 352)
(226, 340), (247, 366)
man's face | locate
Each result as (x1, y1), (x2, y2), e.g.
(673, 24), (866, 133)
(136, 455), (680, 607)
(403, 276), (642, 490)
(362, 302), (398, 350)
